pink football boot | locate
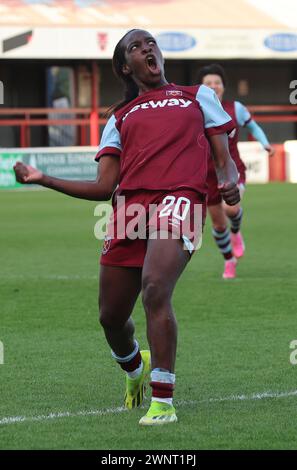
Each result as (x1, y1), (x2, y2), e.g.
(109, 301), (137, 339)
(223, 258), (237, 279)
(231, 232), (245, 259)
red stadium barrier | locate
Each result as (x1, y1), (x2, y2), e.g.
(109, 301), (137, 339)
(248, 105), (297, 123)
(0, 107), (108, 147)
(269, 144), (286, 182)
(0, 105), (296, 149)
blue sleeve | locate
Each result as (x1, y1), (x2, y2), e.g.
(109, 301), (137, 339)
(196, 85), (233, 129)
(99, 114), (121, 152)
(95, 114), (122, 161)
(246, 120), (269, 148)
(234, 101), (252, 127)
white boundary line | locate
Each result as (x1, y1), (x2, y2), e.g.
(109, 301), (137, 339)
(1, 389), (297, 427)
(0, 406), (127, 426)
(0, 275), (98, 281)
(0, 275), (291, 282)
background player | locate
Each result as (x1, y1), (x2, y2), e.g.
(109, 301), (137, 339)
(14, 31), (239, 425)
(197, 64), (275, 278)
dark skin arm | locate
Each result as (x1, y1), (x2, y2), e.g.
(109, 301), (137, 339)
(13, 155), (120, 201)
(208, 133), (240, 206)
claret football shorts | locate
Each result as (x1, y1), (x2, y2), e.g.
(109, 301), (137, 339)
(99, 188), (206, 268)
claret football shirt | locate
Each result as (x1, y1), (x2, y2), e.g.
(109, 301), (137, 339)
(95, 83), (234, 194)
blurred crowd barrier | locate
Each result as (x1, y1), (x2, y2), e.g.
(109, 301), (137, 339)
(1, 142), (297, 189)
(0, 146), (97, 189)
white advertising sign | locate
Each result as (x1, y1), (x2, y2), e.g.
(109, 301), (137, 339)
(238, 142), (269, 183)
(1, 27), (297, 59)
(284, 140), (297, 183)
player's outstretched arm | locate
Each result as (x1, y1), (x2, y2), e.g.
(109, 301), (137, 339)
(13, 154), (120, 201)
(209, 133), (240, 206)
(245, 120), (275, 157)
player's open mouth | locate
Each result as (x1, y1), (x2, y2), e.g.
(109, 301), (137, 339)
(146, 54), (160, 74)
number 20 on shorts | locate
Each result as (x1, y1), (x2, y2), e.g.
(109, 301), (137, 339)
(159, 196), (191, 221)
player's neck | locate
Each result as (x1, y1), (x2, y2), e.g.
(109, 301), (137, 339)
(138, 78), (169, 95)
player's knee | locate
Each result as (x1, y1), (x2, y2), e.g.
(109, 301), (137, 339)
(98, 296), (112, 329)
(226, 206), (240, 218)
(99, 310), (110, 329)
(142, 276), (170, 312)
(99, 308), (116, 330)
(99, 307), (127, 331)
(213, 223), (227, 232)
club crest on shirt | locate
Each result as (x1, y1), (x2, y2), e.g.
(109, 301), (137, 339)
(166, 90), (183, 97)
(102, 236), (112, 255)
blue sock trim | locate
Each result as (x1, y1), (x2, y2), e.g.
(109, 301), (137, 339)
(111, 340), (139, 363)
(212, 227), (229, 238)
(151, 369), (175, 384)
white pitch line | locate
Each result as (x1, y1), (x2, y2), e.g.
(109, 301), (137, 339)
(0, 275), (98, 281)
(1, 389), (297, 427)
(0, 406), (127, 426)
(177, 389), (297, 406)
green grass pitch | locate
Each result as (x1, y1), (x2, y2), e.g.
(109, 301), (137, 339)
(0, 183), (297, 450)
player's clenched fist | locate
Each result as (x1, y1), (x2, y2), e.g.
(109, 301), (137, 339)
(13, 162), (43, 184)
(218, 182), (240, 206)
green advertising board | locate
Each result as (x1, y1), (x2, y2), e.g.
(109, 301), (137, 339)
(0, 152), (23, 189)
(0, 147), (98, 189)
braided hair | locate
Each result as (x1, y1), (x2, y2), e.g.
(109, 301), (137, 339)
(107, 29), (141, 116)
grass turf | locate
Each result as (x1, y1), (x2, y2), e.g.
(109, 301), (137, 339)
(0, 183), (297, 449)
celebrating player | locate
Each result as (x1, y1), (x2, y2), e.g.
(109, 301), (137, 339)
(197, 64), (275, 278)
(14, 30), (239, 425)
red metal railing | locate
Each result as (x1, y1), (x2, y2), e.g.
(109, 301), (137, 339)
(0, 107), (108, 147)
(248, 105), (297, 123)
(0, 105), (297, 147)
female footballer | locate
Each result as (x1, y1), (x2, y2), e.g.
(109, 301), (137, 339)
(14, 30), (239, 425)
(197, 64), (274, 279)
